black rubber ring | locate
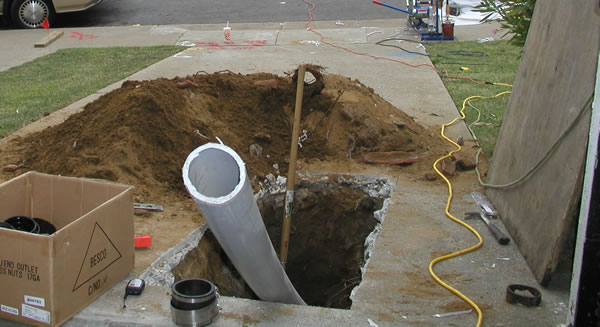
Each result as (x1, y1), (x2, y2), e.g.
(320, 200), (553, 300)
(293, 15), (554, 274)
(506, 284), (542, 307)
(171, 296), (216, 311)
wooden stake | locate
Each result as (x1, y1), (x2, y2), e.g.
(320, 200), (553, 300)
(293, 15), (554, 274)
(280, 65), (306, 268)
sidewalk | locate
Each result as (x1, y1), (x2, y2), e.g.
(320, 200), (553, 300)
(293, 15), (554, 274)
(0, 20), (569, 327)
(0, 20), (504, 72)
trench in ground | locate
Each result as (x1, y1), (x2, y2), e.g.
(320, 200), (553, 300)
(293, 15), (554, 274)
(171, 176), (391, 309)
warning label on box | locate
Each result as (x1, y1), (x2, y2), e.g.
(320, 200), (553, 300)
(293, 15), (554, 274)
(72, 222), (122, 292)
(22, 304), (50, 324)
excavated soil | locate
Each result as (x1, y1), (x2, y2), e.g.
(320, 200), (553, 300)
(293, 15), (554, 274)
(173, 178), (385, 309)
(3, 68), (445, 202)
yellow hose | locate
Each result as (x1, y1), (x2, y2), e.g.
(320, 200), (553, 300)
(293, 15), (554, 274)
(428, 91), (511, 327)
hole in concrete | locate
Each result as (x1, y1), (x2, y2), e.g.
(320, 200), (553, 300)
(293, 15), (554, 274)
(171, 175), (392, 309)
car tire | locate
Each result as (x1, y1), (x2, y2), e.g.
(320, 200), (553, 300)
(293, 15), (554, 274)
(10, 0), (55, 29)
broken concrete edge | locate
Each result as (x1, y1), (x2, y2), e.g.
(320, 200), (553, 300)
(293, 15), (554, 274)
(334, 174), (395, 304)
(34, 31), (64, 48)
(140, 224), (209, 287)
(265, 172), (395, 304)
(144, 172), (394, 306)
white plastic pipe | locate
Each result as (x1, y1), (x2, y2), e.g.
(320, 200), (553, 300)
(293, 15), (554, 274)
(182, 143), (305, 305)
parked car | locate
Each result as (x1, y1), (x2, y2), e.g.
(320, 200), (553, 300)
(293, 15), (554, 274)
(0, 0), (102, 29)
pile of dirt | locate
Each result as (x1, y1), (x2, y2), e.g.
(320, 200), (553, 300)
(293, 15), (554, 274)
(11, 68), (442, 201)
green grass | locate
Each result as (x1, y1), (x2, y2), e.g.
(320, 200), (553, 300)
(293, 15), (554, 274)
(0, 46), (184, 138)
(425, 40), (521, 157)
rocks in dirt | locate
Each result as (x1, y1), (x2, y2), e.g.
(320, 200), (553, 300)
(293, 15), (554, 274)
(294, 188), (319, 210)
(3, 165), (19, 172)
(456, 158), (477, 171)
(437, 155), (476, 176)
(175, 80), (199, 89)
(297, 179), (329, 194)
(440, 158), (456, 176)
(425, 173), (438, 181)
(363, 151), (418, 165)
(395, 122), (407, 129)
(253, 132), (272, 143)
(260, 174), (287, 194)
(253, 79), (279, 89)
(340, 107), (355, 121)
(249, 144), (263, 157)
(389, 115), (407, 129)
(456, 136), (464, 146)
(353, 118), (381, 150)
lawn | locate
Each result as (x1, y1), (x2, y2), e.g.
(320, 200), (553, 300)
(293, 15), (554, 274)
(0, 46), (184, 138)
(425, 40), (521, 157)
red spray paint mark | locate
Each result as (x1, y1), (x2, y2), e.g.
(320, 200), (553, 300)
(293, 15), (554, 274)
(193, 40), (267, 50)
(70, 32), (98, 40)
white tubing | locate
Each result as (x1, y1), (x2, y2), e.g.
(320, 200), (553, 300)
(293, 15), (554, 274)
(182, 143), (305, 305)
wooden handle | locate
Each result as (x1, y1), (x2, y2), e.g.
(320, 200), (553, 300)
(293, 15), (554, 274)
(280, 65), (306, 267)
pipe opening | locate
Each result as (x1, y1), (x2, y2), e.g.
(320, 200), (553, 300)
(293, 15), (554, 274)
(185, 147), (242, 199)
(173, 278), (215, 299)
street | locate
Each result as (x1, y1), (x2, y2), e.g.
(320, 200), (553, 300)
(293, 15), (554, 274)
(0, 0), (409, 29)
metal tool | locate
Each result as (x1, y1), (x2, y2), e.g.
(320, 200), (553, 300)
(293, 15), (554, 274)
(465, 212), (510, 245)
(471, 192), (498, 218)
(133, 203), (164, 212)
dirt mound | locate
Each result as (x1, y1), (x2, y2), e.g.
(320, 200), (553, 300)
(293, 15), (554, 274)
(15, 70), (440, 200)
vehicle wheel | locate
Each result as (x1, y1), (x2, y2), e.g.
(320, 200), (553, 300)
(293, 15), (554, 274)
(10, 0), (55, 29)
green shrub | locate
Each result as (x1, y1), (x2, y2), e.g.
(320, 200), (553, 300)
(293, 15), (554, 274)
(475, 0), (536, 47)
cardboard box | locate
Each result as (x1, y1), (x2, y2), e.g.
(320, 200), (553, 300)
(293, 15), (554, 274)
(0, 172), (134, 326)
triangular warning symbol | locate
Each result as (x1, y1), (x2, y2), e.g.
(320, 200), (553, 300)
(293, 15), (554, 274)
(73, 222), (122, 292)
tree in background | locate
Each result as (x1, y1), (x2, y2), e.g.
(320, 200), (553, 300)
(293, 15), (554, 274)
(475, 0), (536, 47)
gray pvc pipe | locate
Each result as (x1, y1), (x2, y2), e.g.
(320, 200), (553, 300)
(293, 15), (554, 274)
(182, 143), (305, 305)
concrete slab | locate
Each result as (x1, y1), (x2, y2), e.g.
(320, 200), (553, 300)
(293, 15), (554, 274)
(175, 22), (284, 32)
(0, 29), (57, 71)
(350, 174), (569, 326)
(66, 282), (373, 327)
(277, 28), (367, 45)
(178, 30), (279, 47)
(49, 26), (182, 48)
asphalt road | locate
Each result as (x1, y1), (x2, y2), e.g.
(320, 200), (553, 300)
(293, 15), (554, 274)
(51, 0), (408, 28)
